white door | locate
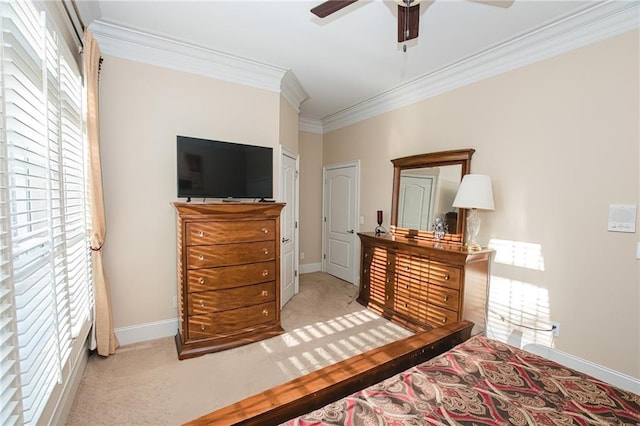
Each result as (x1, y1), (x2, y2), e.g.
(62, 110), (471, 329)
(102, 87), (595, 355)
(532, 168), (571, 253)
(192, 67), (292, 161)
(398, 175), (435, 230)
(323, 162), (359, 284)
(280, 148), (299, 307)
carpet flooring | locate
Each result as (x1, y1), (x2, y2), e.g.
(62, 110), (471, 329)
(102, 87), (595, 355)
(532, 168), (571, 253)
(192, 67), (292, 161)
(66, 272), (413, 425)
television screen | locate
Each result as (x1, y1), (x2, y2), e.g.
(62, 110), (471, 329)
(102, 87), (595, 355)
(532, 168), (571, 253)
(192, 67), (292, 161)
(177, 136), (273, 200)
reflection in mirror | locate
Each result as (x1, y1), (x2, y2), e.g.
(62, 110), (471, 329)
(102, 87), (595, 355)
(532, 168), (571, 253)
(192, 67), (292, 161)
(397, 165), (462, 232)
(391, 149), (475, 244)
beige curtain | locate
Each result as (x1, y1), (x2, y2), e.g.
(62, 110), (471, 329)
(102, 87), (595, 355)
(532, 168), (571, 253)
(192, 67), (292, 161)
(84, 29), (119, 356)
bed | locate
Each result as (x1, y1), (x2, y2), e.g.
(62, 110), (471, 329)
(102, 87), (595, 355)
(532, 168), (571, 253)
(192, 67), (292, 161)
(184, 320), (640, 425)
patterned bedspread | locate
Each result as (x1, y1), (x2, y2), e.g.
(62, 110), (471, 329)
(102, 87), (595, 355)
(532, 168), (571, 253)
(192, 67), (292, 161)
(282, 336), (640, 425)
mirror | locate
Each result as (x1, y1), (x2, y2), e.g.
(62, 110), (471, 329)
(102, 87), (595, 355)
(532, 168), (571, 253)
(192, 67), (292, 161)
(390, 149), (475, 244)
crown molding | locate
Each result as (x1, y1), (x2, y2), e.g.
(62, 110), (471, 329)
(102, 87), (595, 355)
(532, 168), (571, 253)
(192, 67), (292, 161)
(90, 20), (308, 111)
(281, 71), (309, 113)
(322, 1), (640, 133)
(89, 19), (289, 95)
(299, 115), (324, 134)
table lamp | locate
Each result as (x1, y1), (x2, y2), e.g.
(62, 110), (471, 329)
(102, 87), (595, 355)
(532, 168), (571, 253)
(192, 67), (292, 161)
(452, 174), (495, 250)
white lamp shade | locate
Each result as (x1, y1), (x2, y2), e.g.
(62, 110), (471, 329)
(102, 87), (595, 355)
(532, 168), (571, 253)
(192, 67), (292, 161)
(452, 174), (495, 211)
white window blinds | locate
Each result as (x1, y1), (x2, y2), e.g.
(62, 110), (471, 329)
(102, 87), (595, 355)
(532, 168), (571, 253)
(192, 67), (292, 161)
(0, 1), (92, 424)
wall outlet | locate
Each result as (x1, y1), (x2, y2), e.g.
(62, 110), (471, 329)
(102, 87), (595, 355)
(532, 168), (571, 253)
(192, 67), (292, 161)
(172, 296), (178, 309)
(550, 321), (560, 337)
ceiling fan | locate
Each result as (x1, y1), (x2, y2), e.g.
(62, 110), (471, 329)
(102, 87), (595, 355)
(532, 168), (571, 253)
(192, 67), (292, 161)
(311, 0), (423, 44)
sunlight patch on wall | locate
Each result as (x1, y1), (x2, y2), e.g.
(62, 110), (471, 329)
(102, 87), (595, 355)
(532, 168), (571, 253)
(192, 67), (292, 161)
(488, 238), (545, 271)
(486, 275), (554, 348)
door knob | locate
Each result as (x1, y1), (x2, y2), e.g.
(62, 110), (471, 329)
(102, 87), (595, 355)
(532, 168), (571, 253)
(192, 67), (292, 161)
(347, 229), (354, 234)
(282, 237), (291, 243)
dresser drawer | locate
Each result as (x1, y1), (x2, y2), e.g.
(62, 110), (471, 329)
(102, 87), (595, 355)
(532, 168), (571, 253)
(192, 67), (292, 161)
(187, 262), (275, 292)
(186, 220), (275, 246)
(187, 282), (275, 315)
(187, 241), (275, 268)
(427, 284), (460, 311)
(367, 267), (387, 306)
(429, 261), (462, 289)
(396, 277), (428, 302)
(422, 304), (459, 328)
(362, 246), (374, 266)
(396, 254), (427, 278)
(394, 285), (418, 317)
(187, 302), (277, 340)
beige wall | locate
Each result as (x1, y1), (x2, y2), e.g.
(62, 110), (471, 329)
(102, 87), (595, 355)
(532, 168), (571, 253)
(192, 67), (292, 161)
(322, 31), (639, 377)
(99, 56), (281, 328)
(299, 131), (324, 266)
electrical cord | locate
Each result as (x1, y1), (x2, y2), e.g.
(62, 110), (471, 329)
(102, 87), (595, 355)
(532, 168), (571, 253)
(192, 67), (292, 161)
(489, 309), (557, 333)
(347, 285), (359, 305)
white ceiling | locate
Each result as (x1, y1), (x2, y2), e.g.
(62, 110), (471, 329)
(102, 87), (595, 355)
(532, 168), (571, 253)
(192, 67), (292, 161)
(76, 0), (637, 127)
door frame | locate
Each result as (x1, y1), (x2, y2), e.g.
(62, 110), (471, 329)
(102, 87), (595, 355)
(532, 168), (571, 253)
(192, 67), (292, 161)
(322, 160), (360, 286)
(279, 146), (299, 305)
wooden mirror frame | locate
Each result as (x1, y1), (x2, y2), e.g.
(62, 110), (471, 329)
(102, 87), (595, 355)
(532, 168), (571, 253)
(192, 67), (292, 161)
(390, 149), (475, 244)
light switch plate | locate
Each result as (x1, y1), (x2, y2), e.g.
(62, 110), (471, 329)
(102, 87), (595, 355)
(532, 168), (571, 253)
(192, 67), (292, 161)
(608, 204), (636, 233)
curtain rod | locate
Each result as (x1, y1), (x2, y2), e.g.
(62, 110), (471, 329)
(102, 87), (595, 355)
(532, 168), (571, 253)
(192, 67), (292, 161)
(62, 0), (85, 48)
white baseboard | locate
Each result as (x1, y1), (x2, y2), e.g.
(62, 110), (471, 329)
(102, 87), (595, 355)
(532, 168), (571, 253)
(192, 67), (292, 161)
(299, 262), (321, 274)
(51, 337), (89, 425)
(115, 317), (179, 346)
(524, 343), (640, 394)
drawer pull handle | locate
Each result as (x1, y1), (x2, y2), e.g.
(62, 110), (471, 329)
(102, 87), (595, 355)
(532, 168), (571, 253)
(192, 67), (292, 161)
(262, 309), (269, 316)
(364, 268), (368, 274)
(263, 248), (269, 255)
(198, 255), (204, 261)
(199, 231), (204, 238)
(443, 295), (449, 302)
(405, 284), (409, 289)
(199, 277), (204, 284)
(364, 253), (369, 258)
(404, 302), (408, 308)
(262, 228), (269, 234)
(262, 290), (268, 297)
(386, 295), (390, 300)
(200, 324), (205, 331)
(405, 266), (410, 271)
(444, 274), (450, 280)
(441, 318), (447, 323)
(199, 300), (205, 307)
(262, 270), (269, 277)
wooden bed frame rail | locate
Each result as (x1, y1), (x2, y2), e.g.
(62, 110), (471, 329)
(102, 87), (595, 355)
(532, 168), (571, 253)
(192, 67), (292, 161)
(185, 320), (474, 425)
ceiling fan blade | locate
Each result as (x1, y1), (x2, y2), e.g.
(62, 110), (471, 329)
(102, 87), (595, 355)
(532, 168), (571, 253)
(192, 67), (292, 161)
(311, 0), (358, 18)
(397, 4), (420, 42)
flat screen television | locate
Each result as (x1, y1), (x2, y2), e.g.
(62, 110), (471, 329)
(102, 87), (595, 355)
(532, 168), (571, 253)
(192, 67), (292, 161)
(177, 136), (273, 200)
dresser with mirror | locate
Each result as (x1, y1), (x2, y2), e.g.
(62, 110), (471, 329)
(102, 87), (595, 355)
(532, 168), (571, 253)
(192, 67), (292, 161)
(357, 149), (493, 336)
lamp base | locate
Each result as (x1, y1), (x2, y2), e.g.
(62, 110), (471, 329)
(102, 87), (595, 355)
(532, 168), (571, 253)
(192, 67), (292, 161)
(465, 242), (482, 251)
(465, 208), (483, 251)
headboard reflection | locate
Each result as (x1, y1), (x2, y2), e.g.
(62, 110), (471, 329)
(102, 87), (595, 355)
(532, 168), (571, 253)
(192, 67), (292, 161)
(390, 149), (475, 244)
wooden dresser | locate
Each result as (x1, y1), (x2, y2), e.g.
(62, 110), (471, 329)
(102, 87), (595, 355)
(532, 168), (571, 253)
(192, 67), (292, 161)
(358, 232), (492, 336)
(172, 202), (285, 359)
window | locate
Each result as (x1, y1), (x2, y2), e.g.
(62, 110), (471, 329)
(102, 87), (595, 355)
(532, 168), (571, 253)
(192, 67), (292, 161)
(0, 1), (93, 424)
